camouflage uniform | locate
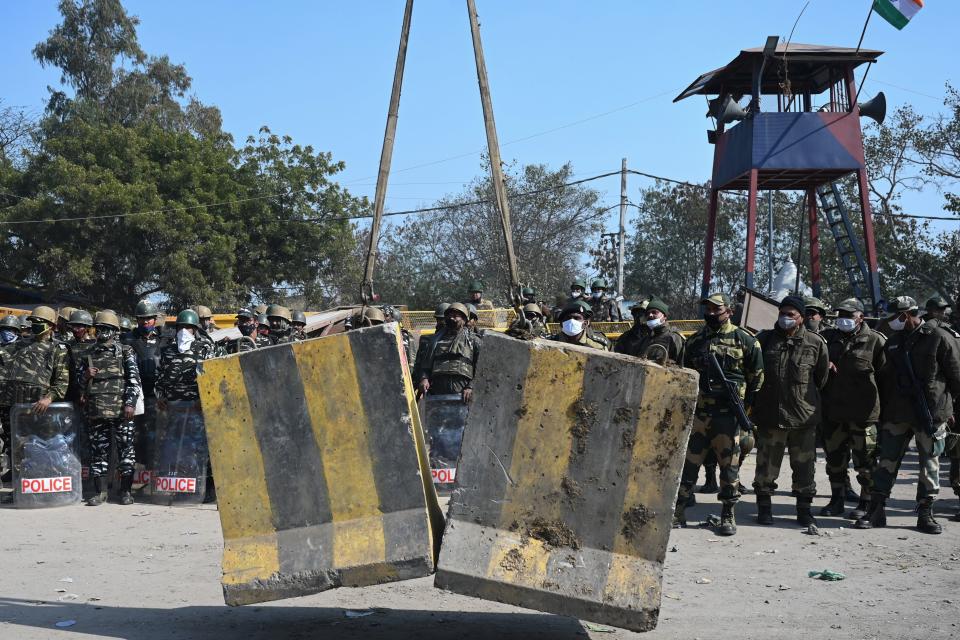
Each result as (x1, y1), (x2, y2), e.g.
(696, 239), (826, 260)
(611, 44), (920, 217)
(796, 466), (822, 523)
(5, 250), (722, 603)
(679, 318), (763, 508)
(0, 335), (24, 474)
(77, 340), (142, 479)
(122, 327), (164, 465)
(418, 327), (481, 396)
(6, 337), (70, 406)
(155, 339), (213, 403)
(820, 318), (885, 503)
(752, 323), (829, 502)
(590, 295), (623, 322)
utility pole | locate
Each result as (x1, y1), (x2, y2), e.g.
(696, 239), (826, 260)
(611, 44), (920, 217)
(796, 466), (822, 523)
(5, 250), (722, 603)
(362, 0), (414, 304)
(618, 158), (627, 297)
(767, 190), (774, 292)
(466, 0), (522, 306)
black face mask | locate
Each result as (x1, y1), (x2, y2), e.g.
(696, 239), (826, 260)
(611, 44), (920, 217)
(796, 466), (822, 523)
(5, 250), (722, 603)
(445, 318), (461, 331)
(97, 328), (117, 342)
(239, 322), (257, 336)
(31, 321), (50, 336)
(703, 313), (723, 328)
(804, 319), (820, 332)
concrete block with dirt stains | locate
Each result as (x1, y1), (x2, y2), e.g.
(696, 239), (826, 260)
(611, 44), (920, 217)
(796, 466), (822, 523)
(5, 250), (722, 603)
(434, 331), (698, 632)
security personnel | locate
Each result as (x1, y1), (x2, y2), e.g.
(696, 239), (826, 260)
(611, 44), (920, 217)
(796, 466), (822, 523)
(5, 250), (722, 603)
(382, 305), (417, 365)
(65, 310), (97, 404)
(6, 306), (70, 415)
(856, 296), (960, 534)
(589, 278), (623, 322)
(291, 310), (308, 341)
(614, 303), (649, 357)
(819, 298), (885, 520)
(676, 293), (764, 536)
(804, 297), (829, 333)
(752, 295), (830, 527)
(924, 296), (952, 330)
(568, 278), (588, 303)
(55, 307), (77, 342)
(413, 303), (448, 385)
(195, 305), (217, 332)
(417, 302), (481, 404)
(616, 297), (684, 365)
(521, 286), (551, 320)
(255, 313), (272, 347)
(66, 309), (95, 345)
(356, 306), (385, 328)
(77, 311), (142, 506)
(548, 300), (608, 350)
(123, 300), (164, 472)
(228, 308), (260, 354)
(463, 281), (494, 311)
(266, 304), (295, 345)
(465, 303), (481, 335)
(521, 303), (548, 337)
(0, 314), (26, 478)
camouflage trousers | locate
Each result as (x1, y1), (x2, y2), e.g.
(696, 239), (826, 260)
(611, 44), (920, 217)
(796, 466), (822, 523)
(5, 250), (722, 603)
(88, 418), (136, 478)
(753, 425), (817, 498)
(822, 420), (877, 494)
(872, 421), (943, 501)
(678, 412), (740, 505)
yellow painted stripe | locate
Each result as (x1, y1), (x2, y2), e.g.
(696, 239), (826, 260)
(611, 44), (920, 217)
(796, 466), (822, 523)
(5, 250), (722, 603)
(199, 356), (279, 586)
(488, 345), (588, 584)
(294, 337), (387, 570)
(602, 366), (688, 604)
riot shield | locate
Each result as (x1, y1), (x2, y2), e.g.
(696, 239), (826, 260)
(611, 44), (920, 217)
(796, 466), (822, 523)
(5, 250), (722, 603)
(421, 393), (469, 495)
(148, 400), (207, 505)
(76, 415), (93, 499)
(11, 402), (82, 508)
(132, 397), (157, 496)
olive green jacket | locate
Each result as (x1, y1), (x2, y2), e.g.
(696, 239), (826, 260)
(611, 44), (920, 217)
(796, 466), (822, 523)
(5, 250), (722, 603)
(880, 322), (960, 425)
(753, 325), (830, 429)
(822, 323), (886, 423)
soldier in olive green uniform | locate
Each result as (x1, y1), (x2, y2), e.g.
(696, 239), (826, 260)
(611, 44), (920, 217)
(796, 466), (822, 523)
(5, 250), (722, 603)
(819, 298), (885, 519)
(6, 306), (70, 415)
(589, 278), (623, 322)
(615, 298), (684, 365)
(804, 297), (829, 333)
(926, 296), (960, 521)
(923, 296), (952, 330)
(506, 303), (548, 338)
(266, 304), (295, 345)
(0, 314), (26, 477)
(65, 310), (97, 406)
(675, 293), (763, 536)
(752, 295), (830, 527)
(417, 303), (481, 404)
(123, 300), (164, 472)
(228, 308), (260, 354)
(55, 307), (77, 343)
(77, 311), (142, 506)
(614, 302), (649, 357)
(856, 296), (960, 534)
(463, 281), (494, 311)
(291, 310), (308, 341)
(412, 304), (449, 388)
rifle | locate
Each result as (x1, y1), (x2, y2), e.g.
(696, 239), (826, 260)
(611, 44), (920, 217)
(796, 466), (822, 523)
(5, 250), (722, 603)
(708, 352), (754, 433)
(898, 347), (936, 437)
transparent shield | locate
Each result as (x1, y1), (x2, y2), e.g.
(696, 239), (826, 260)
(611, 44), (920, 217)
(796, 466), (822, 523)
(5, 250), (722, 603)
(421, 393), (469, 495)
(10, 402), (82, 508)
(148, 400), (208, 505)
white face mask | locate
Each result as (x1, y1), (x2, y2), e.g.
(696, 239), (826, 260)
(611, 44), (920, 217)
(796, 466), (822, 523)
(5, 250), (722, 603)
(561, 318), (583, 337)
(592, 291), (603, 300)
(835, 317), (857, 333)
(777, 315), (797, 330)
(888, 317), (906, 332)
(176, 328), (196, 353)
(571, 290), (582, 299)
(646, 317), (664, 329)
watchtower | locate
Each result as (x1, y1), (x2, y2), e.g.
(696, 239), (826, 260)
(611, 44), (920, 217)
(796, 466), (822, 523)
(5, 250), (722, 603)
(675, 39), (885, 307)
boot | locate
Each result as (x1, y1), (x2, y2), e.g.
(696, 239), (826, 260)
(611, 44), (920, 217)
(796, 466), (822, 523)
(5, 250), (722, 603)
(756, 495), (773, 525)
(847, 497), (870, 520)
(916, 501), (942, 535)
(685, 491), (697, 508)
(796, 497), (818, 527)
(86, 476), (108, 506)
(820, 487), (846, 516)
(844, 477), (859, 502)
(118, 474), (134, 506)
(672, 502), (687, 529)
(697, 465), (719, 493)
(718, 503), (737, 536)
(855, 496), (886, 529)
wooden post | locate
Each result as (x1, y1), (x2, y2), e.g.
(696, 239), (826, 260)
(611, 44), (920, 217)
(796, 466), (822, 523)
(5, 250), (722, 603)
(466, 0), (521, 305)
(618, 158), (627, 297)
(744, 169), (759, 290)
(362, 0), (414, 303)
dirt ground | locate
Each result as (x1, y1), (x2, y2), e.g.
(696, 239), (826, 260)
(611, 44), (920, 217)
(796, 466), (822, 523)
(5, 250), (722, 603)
(2, 450), (959, 640)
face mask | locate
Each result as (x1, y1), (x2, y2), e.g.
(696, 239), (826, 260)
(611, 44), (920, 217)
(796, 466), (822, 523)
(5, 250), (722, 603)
(0, 329), (17, 344)
(96, 328), (116, 342)
(703, 313), (723, 329)
(31, 321), (51, 336)
(804, 319), (820, 332)
(835, 317), (857, 333)
(646, 317), (664, 329)
(177, 328), (196, 353)
(562, 318), (583, 336)
(239, 322), (257, 336)
(888, 317), (906, 332)
(571, 290), (582, 298)
(592, 291), (603, 300)
(778, 315), (797, 330)
(445, 318), (461, 331)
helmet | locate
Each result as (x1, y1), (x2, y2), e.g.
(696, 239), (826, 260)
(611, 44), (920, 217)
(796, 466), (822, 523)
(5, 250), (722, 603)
(266, 304), (291, 322)
(254, 304), (268, 315)
(522, 303), (542, 317)
(591, 278), (608, 290)
(558, 299), (593, 320)
(434, 303), (451, 319)
(134, 300), (159, 318)
(176, 309), (202, 329)
(256, 313), (269, 327)
(236, 307), (255, 320)
(68, 309), (94, 326)
(521, 286), (535, 297)
(119, 316), (134, 331)
(291, 310), (307, 325)
(571, 278), (587, 290)
(380, 305), (402, 323)
(804, 297), (827, 316)
(20, 315), (31, 329)
(195, 305), (213, 319)
(0, 315), (22, 329)
(468, 280), (484, 293)
(57, 306), (77, 322)
(446, 302), (470, 320)
(29, 305), (58, 325)
(465, 303), (479, 320)
(94, 310), (120, 330)
(363, 307), (385, 324)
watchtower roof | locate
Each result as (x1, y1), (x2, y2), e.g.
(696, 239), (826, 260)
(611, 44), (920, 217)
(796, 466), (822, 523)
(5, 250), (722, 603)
(674, 43), (883, 102)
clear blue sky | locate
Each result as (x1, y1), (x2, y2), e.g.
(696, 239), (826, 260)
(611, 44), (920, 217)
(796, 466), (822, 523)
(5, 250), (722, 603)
(2, 1), (956, 236)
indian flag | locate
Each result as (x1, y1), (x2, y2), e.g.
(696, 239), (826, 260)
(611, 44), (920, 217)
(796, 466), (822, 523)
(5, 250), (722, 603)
(873, 0), (923, 30)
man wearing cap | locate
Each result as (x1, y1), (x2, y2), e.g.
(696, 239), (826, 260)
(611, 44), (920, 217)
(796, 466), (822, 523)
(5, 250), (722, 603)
(818, 298), (886, 520)
(752, 295), (830, 527)
(804, 297), (830, 333)
(228, 308), (260, 354)
(614, 302), (648, 357)
(589, 278), (623, 322)
(507, 303), (547, 338)
(463, 281), (494, 311)
(924, 296), (953, 331)
(856, 296), (960, 534)
(615, 297), (684, 365)
(924, 297), (960, 522)
(675, 293), (763, 535)
(413, 304), (449, 386)
(417, 303), (481, 404)
(548, 300), (608, 350)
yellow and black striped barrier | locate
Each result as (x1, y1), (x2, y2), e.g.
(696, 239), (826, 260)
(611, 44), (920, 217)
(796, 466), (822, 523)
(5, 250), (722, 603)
(434, 331), (698, 632)
(198, 324), (443, 606)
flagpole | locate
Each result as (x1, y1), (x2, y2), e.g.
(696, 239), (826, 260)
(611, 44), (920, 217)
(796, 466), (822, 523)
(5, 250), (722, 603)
(855, 2), (875, 54)
(850, 2), (876, 110)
